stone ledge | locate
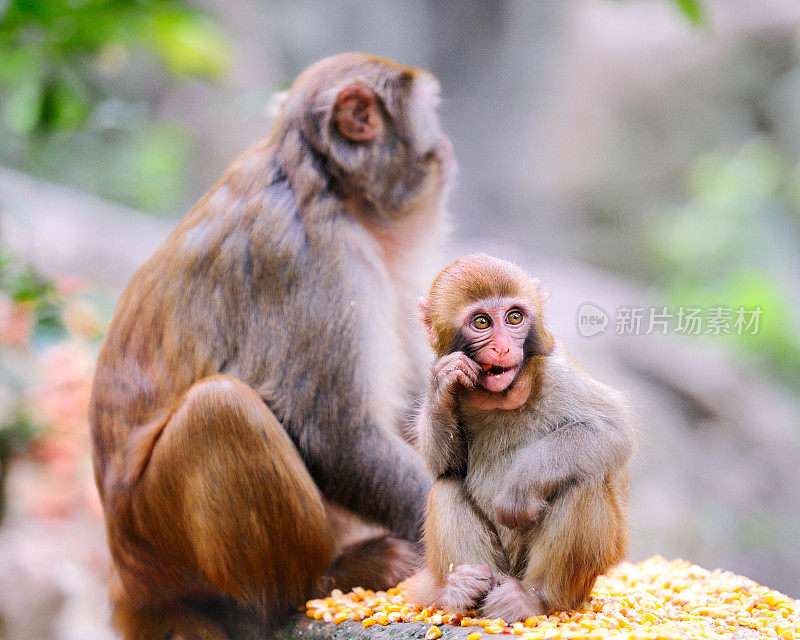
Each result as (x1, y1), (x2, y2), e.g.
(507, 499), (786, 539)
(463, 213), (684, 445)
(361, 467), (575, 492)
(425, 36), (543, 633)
(271, 614), (765, 640)
(274, 618), (475, 640)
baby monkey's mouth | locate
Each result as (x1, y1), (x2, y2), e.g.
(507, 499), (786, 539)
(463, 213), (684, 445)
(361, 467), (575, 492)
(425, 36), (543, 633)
(477, 361), (521, 393)
(482, 363), (512, 375)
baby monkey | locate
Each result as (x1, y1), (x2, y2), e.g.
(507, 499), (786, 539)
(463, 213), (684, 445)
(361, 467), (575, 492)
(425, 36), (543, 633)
(406, 254), (634, 621)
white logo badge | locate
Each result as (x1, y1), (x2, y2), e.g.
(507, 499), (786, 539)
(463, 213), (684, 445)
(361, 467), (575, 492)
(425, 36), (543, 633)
(577, 303), (608, 337)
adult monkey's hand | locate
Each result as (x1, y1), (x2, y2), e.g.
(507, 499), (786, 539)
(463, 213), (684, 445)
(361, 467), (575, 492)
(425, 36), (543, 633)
(89, 53), (454, 640)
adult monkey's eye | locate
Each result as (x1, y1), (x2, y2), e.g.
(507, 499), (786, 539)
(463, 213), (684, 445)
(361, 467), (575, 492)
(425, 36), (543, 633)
(506, 310), (524, 325)
(471, 314), (492, 330)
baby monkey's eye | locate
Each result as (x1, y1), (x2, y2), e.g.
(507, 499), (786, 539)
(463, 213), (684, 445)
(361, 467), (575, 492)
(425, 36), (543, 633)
(506, 310), (524, 325)
(471, 314), (492, 330)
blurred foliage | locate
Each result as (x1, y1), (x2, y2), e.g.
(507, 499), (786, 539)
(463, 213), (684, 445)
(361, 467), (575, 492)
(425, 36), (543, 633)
(0, 0), (230, 213)
(615, 1), (707, 27)
(0, 252), (64, 454)
(0, 248), (111, 521)
(1, 256), (66, 345)
(649, 139), (800, 386)
(670, 0), (706, 27)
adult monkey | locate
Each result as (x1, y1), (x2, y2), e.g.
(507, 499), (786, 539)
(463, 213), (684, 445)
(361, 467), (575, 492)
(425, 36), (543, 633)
(89, 53), (454, 640)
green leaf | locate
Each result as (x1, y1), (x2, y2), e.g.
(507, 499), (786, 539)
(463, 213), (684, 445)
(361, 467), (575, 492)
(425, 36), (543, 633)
(41, 77), (91, 131)
(148, 10), (230, 79)
(31, 299), (68, 345)
(129, 123), (191, 211)
(0, 47), (42, 84)
(5, 265), (54, 303)
(671, 0), (707, 27)
(0, 411), (39, 449)
(1, 76), (43, 133)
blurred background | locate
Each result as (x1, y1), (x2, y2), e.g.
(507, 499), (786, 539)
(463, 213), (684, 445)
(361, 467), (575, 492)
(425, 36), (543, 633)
(1, 0), (800, 638)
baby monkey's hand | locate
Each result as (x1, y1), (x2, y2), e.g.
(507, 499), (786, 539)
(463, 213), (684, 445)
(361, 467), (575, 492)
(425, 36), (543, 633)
(432, 352), (482, 410)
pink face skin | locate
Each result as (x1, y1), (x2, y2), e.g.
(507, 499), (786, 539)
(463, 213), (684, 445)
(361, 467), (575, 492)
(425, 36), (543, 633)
(457, 298), (532, 394)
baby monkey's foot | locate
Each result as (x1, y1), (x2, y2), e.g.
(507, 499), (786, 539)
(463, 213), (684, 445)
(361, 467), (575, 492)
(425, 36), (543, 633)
(442, 564), (495, 613)
(480, 574), (547, 621)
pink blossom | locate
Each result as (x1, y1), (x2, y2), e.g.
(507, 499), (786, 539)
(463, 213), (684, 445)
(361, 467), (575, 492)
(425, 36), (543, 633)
(0, 294), (33, 347)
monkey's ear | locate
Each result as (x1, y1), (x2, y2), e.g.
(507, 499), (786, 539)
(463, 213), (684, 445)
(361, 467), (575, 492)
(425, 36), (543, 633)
(417, 296), (437, 345)
(335, 85), (383, 142)
(417, 296), (431, 326)
(264, 90), (289, 120)
(534, 279), (551, 306)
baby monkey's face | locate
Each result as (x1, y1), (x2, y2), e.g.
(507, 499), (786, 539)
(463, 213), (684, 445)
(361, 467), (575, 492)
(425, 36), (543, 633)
(457, 297), (532, 393)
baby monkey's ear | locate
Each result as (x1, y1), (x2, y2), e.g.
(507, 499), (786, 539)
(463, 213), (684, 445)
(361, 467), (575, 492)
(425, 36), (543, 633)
(532, 278), (551, 306)
(334, 85), (384, 142)
(417, 296), (437, 347)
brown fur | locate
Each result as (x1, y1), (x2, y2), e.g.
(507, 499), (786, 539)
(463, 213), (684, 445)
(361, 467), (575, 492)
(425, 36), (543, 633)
(90, 53), (453, 639)
(406, 255), (634, 619)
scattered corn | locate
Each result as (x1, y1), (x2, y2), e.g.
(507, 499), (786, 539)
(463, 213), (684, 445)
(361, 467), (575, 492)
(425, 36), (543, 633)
(305, 556), (800, 640)
(374, 612), (389, 625)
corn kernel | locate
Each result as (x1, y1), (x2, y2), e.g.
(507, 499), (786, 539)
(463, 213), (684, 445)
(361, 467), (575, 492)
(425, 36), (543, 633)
(374, 613), (389, 625)
(425, 625), (442, 639)
(303, 557), (800, 640)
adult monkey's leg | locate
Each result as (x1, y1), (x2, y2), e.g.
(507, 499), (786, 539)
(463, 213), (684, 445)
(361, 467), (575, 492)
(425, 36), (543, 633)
(107, 374), (333, 640)
(327, 534), (420, 593)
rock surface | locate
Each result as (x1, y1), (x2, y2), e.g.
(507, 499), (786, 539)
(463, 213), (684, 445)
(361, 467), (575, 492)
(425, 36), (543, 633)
(275, 618), (473, 640)
(270, 616), (763, 640)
